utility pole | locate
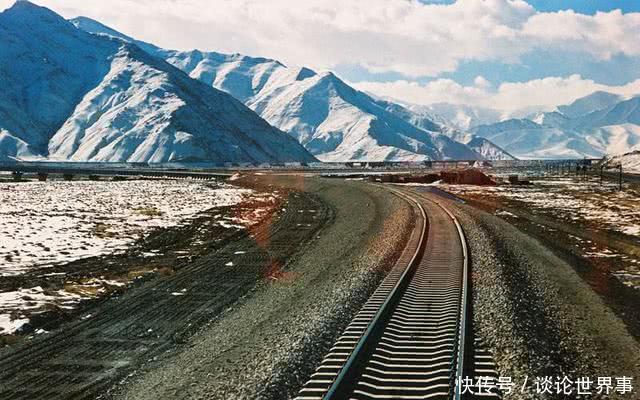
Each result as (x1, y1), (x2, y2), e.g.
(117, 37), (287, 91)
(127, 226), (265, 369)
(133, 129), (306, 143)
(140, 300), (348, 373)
(587, 164), (591, 181)
(619, 164), (623, 191)
(585, 164), (589, 181)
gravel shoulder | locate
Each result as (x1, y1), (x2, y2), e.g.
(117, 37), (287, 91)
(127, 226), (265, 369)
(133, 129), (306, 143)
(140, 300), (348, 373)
(430, 191), (640, 400)
(453, 192), (640, 342)
(115, 176), (415, 400)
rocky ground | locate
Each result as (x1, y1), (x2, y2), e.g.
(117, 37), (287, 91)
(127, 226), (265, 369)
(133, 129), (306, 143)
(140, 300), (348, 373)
(0, 177), (277, 340)
(0, 175), (333, 399)
(114, 175), (415, 400)
(5, 171), (637, 400)
(429, 190), (640, 400)
(444, 176), (640, 342)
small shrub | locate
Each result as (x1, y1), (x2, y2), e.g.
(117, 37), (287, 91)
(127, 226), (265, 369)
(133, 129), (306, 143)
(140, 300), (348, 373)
(135, 207), (163, 217)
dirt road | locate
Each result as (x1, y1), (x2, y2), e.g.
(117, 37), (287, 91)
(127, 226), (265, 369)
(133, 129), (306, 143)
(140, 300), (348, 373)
(114, 176), (416, 400)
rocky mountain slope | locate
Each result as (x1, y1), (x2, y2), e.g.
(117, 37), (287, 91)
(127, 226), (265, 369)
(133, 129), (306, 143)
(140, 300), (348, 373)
(0, 2), (314, 164)
(557, 91), (624, 119)
(73, 16), (513, 162)
(376, 100), (515, 160)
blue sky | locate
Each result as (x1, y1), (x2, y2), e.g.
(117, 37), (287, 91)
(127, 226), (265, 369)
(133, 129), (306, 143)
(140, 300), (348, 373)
(341, 0), (640, 111)
(523, 0), (640, 14)
(338, 1), (640, 86)
(420, 0), (640, 14)
(3, 0), (639, 112)
(335, 50), (640, 87)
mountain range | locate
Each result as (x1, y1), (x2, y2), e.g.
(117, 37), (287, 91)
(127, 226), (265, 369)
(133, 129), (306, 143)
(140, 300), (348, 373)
(0, 2), (314, 164)
(468, 91), (640, 159)
(4, 1), (636, 164)
(83, 12), (640, 163)
(71, 14), (514, 162)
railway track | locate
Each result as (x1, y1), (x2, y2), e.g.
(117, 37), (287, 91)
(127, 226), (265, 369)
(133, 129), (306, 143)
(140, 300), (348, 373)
(296, 188), (473, 400)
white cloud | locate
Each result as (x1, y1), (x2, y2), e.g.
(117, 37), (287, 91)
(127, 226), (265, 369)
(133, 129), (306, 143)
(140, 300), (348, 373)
(1, 0), (639, 78)
(354, 75), (640, 113)
(522, 10), (640, 60)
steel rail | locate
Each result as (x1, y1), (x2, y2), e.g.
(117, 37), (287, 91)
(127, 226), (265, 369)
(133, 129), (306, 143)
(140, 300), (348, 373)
(416, 192), (469, 400)
(321, 188), (428, 399)
(296, 186), (471, 400)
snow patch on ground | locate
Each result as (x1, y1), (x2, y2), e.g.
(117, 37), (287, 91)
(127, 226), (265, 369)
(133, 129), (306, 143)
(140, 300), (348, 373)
(445, 176), (640, 288)
(0, 180), (252, 276)
(495, 209), (518, 218)
(0, 179), (284, 334)
(0, 315), (30, 335)
(606, 151), (640, 174)
(0, 286), (81, 334)
(444, 177), (640, 238)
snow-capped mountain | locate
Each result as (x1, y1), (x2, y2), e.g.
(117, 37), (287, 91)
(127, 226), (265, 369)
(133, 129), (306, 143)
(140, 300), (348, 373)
(375, 100), (515, 160)
(405, 103), (503, 131)
(72, 16), (288, 105)
(473, 120), (595, 159)
(464, 136), (516, 161)
(248, 72), (483, 161)
(73, 16), (498, 162)
(372, 100), (442, 133)
(557, 91), (624, 119)
(0, 2), (119, 160)
(530, 111), (570, 128)
(0, 2), (314, 164)
(472, 92), (640, 159)
(570, 96), (640, 130)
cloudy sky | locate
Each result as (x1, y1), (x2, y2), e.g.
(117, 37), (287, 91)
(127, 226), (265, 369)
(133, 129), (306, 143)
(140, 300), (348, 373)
(4, 0), (640, 113)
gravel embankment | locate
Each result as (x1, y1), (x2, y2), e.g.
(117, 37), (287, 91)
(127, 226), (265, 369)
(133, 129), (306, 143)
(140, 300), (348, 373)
(115, 177), (415, 400)
(445, 198), (640, 400)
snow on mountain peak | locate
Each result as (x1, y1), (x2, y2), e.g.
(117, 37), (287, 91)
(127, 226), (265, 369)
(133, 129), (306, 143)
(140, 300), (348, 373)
(0, 2), (120, 157)
(557, 91), (624, 119)
(71, 16), (135, 42)
(0, 5), (315, 164)
(295, 67), (317, 81)
(246, 69), (482, 161)
(71, 18), (502, 161)
(472, 92), (640, 159)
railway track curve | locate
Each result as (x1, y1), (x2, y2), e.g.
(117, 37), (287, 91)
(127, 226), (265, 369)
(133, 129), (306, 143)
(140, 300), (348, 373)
(296, 188), (471, 400)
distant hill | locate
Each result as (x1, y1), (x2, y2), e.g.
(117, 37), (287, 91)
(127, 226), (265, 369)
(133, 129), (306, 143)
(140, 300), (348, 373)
(471, 92), (640, 159)
(604, 150), (640, 174)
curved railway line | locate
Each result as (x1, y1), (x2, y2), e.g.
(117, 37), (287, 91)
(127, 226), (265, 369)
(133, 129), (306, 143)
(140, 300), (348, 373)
(296, 187), (485, 400)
